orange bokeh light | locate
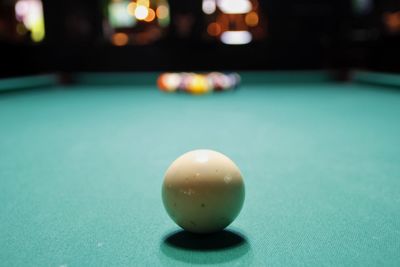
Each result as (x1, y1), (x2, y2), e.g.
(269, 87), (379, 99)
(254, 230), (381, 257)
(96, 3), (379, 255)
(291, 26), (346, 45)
(245, 12), (259, 27)
(112, 32), (129, 46)
(156, 5), (168, 19)
(207, 22), (222, 36)
(384, 11), (400, 33)
(127, 2), (136, 16)
(145, 8), (156, 22)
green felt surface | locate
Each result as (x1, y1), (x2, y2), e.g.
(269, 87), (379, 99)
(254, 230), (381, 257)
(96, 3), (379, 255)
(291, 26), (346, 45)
(0, 74), (58, 91)
(353, 71), (400, 88)
(1, 77), (400, 266)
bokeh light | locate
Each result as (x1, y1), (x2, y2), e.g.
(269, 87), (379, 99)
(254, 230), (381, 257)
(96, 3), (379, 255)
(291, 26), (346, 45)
(156, 5), (168, 19)
(245, 12), (258, 27)
(137, 0), (150, 8)
(112, 32), (129, 46)
(16, 23), (27, 35)
(14, 0), (45, 42)
(127, 2), (137, 16)
(135, 5), (149, 20)
(156, 3), (170, 27)
(220, 30), (252, 45)
(202, 0), (216, 15)
(352, 0), (373, 15)
(144, 8), (156, 22)
(204, 0), (266, 45)
(105, 0), (170, 45)
(108, 1), (136, 27)
(218, 0), (252, 14)
(383, 11), (400, 34)
(207, 22), (221, 36)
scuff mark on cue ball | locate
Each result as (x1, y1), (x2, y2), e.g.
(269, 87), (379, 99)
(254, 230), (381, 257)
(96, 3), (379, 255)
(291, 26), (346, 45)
(182, 188), (195, 195)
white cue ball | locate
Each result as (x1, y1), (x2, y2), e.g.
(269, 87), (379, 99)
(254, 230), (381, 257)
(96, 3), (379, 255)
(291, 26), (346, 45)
(162, 149), (245, 234)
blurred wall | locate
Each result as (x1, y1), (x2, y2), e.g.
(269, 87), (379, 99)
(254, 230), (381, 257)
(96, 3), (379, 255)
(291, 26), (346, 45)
(0, 0), (399, 76)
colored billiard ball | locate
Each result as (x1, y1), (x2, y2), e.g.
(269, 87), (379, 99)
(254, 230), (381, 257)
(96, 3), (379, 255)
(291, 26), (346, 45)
(186, 74), (211, 95)
(157, 73), (181, 92)
(162, 149), (245, 234)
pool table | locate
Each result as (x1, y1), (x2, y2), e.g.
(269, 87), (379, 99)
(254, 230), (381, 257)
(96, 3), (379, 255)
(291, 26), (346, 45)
(1, 71), (400, 266)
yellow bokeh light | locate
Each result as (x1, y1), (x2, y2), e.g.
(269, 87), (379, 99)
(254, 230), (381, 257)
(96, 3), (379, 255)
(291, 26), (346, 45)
(30, 15), (45, 42)
(156, 5), (168, 19)
(137, 0), (149, 8)
(145, 8), (156, 22)
(112, 32), (129, 46)
(15, 0), (45, 42)
(127, 2), (136, 16)
(16, 23), (27, 35)
(245, 11), (259, 27)
(135, 5), (149, 20)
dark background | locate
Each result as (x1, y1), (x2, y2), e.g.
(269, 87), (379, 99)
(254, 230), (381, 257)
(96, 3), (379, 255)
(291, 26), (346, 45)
(1, 0), (400, 77)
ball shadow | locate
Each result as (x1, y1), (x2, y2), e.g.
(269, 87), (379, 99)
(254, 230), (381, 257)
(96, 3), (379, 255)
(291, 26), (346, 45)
(165, 229), (246, 251)
(159, 229), (252, 265)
